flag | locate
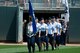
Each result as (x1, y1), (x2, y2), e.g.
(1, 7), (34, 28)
(62, 0), (70, 22)
(29, 0), (37, 34)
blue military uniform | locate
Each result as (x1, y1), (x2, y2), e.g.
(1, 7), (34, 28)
(52, 21), (58, 48)
(27, 21), (35, 53)
(51, 16), (60, 49)
(60, 20), (67, 45)
(47, 22), (54, 50)
(40, 22), (48, 51)
(35, 22), (41, 51)
(56, 21), (62, 47)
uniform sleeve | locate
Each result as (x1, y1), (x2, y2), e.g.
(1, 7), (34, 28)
(47, 25), (49, 30)
(39, 24), (41, 30)
(52, 25), (54, 31)
(60, 23), (62, 29)
(55, 23), (58, 29)
(36, 23), (40, 31)
(45, 24), (48, 30)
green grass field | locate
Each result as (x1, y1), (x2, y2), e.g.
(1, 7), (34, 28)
(0, 45), (80, 53)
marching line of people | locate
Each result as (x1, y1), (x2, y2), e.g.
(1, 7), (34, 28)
(26, 16), (67, 53)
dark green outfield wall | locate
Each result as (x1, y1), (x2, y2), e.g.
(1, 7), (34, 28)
(69, 8), (80, 43)
(0, 6), (18, 42)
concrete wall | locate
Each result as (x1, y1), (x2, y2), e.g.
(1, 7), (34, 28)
(17, 7), (23, 43)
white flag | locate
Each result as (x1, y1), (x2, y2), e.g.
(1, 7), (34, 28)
(62, 0), (70, 22)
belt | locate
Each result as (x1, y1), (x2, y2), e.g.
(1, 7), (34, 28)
(41, 31), (46, 36)
(27, 33), (34, 38)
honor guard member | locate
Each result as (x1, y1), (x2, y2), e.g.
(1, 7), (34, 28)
(35, 17), (41, 52)
(51, 16), (58, 49)
(47, 17), (54, 50)
(56, 19), (62, 48)
(61, 19), (66, 45)
(27, 20), (35, 53)
(39, 18), (48, 51)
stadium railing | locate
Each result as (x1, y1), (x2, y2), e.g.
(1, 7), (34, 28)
(18, 0), (80, 10)
(18, 0), (65, 10)
(0, 0), (17, 6)
(0, 0), (80, 8)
